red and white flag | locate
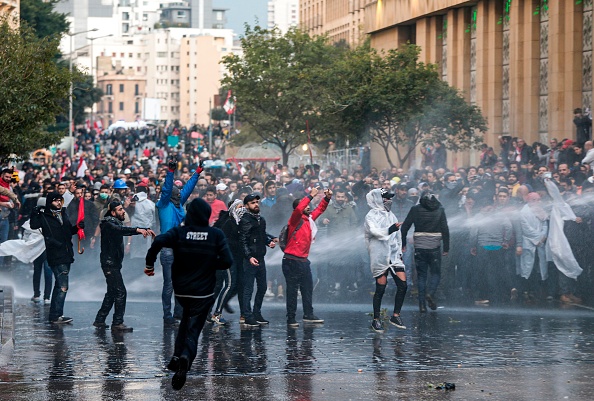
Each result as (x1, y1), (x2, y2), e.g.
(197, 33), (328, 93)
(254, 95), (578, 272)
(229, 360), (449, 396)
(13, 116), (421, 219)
(223, 90), (235, 115)
(76, 156), (88, 178)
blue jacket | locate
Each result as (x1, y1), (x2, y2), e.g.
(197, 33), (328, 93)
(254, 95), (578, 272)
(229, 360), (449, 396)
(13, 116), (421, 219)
(156, 171), (199, 233)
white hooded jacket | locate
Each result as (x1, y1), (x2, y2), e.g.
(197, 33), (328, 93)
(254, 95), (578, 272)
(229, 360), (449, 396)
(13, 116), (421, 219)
(364, 189), (404, 278)
(130, 191), (157, 259)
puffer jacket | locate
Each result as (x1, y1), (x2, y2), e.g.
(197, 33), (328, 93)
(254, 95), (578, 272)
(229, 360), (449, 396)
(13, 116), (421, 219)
(401, 194), (449, 252)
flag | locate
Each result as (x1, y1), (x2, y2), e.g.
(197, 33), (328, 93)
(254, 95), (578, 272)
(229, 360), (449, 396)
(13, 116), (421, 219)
(76, 156), (87, 178)
(59, 164), (68, 180)
(223, 90), (235, 115)
(76, 193), (85, 242)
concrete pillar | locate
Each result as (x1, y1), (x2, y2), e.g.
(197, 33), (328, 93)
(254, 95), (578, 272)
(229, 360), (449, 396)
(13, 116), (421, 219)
(447, 7), (471, 99)
(416, 16), (441, 64)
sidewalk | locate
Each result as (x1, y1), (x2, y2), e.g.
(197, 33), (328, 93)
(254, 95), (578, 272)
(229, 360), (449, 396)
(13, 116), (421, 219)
(0, 286), (15, 365)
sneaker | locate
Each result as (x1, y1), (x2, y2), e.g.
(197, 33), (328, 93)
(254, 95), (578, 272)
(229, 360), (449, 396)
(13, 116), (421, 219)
(44, 299), (51, 305)
(474, 299), (490, 305)
(212, 314), (228, 325)
(243, 317), (260, 327)
(51, 316), (73, 324)
(303, 315), (324, 323)
(389, 315), (406, 329)
(264, 288), (275, 298)
(239, 315), (245, 324)
(287, 318), (299, 327)
(111, 324), (133, 332)
(166, 356), (180, 372)
(425, 294), (437, 310)
(171, 357), (189, 391)
(205, 314), (214, 324)
(31, 296), (41, 303)
(93, 321), (109, 329)
(254, 314), (269, 325)
(371, 319), (385, 333)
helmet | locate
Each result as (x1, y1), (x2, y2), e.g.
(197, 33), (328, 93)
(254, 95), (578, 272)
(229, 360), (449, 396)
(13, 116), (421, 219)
(113, 179), (128, 189)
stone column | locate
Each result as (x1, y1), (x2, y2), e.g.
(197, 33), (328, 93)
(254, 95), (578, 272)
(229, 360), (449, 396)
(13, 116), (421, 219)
(416, 16), (441, 64)
(446, 7), (471, 99)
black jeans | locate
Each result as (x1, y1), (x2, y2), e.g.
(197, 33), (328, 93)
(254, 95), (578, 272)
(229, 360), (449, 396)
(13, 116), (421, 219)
(282, 257), (314, 319)
(414, 248), (442, 302)
(95, 264), (127, 325)
(33, 251), (52, 300)
(242, 258), (267, 319)
(49, 263), (70, 322)
(175, 296), (214, 369)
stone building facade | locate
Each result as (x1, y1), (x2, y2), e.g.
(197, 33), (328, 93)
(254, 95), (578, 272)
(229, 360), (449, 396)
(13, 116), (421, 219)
(300, 0), (367, 45)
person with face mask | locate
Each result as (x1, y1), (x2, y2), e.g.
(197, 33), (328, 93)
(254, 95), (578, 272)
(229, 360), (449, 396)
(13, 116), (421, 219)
(93, 201), (155, 332)
(401, 190), (450, 313)
(438, 173), (464, 218)
(365, 188), (407, 332)
(156, 158), (203, 325)
(30, 192), (84, 324)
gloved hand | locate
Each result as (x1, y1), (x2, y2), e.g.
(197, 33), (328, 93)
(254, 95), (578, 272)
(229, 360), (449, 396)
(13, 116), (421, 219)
(78, 220), (85, 229)
(168, 159), (177, 172)
(388, 222), (401, 234)
(196, 159), (204, 174)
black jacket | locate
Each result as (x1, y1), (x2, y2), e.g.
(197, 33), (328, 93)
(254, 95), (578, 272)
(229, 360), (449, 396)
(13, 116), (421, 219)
(30, 196), (78, 266)
(100, 216), (142, 267)
(67, 198), (100, 239)
(146, 198), (233, 297)
(239, 212), (275, 260)
(401, 195), (450, 252)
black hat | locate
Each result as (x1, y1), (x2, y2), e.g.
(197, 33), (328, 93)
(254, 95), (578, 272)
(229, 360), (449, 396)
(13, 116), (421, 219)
(380, 188), (395, 199)
(396, 183), (408, 190)
(243, 193), (261, 204)
(108, 200), (123, 212)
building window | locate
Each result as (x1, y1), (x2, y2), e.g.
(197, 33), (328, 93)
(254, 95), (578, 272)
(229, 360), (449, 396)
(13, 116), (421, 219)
(122, 23), (129, 33)
(143, 13), (148, 21)
(135, 84), (139, 96)
(216, 11), (223, 21)
(106, 84), (113, 95)
(177, 11), (186, 18)
(135, 102), (139, 113)
(157, 52), (167, 57)
(122, 12), (130, 21)
(119, 102), (124, 111)
(119, 84), (124, 93)
(108, 102), (113, 113)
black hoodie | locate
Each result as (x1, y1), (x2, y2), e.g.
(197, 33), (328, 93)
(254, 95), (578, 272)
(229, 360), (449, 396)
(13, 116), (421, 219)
(146, 198), (233, 297)
(401, 194), (449, 252)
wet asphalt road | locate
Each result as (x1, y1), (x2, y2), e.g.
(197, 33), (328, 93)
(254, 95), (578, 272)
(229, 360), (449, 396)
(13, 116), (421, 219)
(1, 297), (594, 400)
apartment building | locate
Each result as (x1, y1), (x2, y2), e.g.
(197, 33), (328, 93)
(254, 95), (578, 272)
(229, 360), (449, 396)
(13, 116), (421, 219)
(268, 0), (299, 34)
(96, 69), (147, 125)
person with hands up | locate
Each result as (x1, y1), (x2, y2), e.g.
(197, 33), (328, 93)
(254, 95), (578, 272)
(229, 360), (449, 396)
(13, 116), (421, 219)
(156, 157), (203, 325)
(92, 201), (156, 332)
(281, 185), (331, 327)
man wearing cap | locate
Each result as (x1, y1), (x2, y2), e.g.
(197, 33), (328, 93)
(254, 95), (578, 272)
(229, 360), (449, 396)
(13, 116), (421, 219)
(239, 193), (278, 326)
(93, 201), (155, 332)
(156, 159), (202, 325)
(31, 192), (84, 324)
(215, 183), (228, 202)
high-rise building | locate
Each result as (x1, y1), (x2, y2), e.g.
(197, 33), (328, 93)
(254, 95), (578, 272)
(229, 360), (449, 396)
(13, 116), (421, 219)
(300, 0), (366, 45)
(268, 0), (299, 34)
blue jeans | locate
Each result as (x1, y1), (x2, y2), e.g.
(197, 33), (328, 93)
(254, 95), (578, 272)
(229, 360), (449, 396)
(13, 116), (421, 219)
(160, 248), (183, 320)
(49, 263), (70, 321)
(414, 248), (442, 302)
(282, 257), (314, 320)
(33, 251), (52, 299)
(242, 258), (267, 319)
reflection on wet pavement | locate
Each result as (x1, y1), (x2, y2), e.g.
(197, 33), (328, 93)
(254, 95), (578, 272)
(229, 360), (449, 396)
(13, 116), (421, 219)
(2, 301), (594, 399)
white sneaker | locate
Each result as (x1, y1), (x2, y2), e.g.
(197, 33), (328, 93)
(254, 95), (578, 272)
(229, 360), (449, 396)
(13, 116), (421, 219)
(31, 296), (41, 303)
(44, 299), (51, 305)
(264, 289), (275, 298)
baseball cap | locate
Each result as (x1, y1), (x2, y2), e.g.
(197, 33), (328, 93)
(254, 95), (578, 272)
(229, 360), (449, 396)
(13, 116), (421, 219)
(243, 193), (261, 204)
(216, 183), (228, 191)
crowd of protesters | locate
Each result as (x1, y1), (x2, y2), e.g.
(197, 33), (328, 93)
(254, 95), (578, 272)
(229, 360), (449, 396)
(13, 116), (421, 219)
(1, 116), (594, 327)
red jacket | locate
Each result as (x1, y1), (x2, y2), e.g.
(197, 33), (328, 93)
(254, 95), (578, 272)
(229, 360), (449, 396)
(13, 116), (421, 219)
(208, 199), (227, 226)
(284, 195), (329, 259)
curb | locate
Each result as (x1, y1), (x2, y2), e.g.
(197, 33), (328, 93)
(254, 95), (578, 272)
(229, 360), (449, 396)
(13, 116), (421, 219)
(0, 286), (15, 365)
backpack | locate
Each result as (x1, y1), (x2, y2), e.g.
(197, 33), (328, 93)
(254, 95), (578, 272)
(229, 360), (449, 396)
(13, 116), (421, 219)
(279, 219), (304, 252)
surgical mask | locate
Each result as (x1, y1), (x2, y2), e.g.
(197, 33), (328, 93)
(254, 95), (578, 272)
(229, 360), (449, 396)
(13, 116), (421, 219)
(445, 181), (457, 190)
(99, 193), (109, 200)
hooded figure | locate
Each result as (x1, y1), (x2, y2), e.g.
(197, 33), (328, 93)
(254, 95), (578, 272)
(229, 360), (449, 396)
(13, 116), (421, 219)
(364, 189), (407, 333)
(130, 191), (156, 259)
(519, 192), (549, 280)
(145, 197), (233, 391)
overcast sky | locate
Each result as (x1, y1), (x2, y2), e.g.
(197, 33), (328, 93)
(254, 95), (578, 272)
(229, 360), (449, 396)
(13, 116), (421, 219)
(215, 0), (268, 37)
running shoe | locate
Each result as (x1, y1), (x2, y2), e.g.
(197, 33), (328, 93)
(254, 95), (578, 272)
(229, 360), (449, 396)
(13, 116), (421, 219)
(254, 314), (269, 324)
(371, 319), (385, 333)
(212, 314), (228, 325)
(264, 288), (275, 298)
(31, 296), (41, 304)
(303, 315), (324, 323)
(50, 316), (73, 324)
(389, 315), (406, 329)
(287, 318), (299, 327)
(243, 317), (260, 327)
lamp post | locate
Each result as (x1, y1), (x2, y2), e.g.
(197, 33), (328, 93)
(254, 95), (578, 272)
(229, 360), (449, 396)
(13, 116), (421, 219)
(68, 28), (98, 157)
(87, 33), (113, 130)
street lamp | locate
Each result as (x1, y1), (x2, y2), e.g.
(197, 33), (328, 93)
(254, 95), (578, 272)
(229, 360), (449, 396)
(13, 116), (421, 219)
(68, 28), (98, 157)
(87, 33), (113, 130)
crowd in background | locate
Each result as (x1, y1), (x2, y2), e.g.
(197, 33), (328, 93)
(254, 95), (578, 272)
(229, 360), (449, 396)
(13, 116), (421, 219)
(1, 112), (594, 308)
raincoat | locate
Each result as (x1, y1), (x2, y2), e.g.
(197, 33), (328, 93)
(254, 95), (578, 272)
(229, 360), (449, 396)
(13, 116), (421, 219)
(130, 191), (156, 259)
(544, 179), (583, 279)
(364, 189), (404, 278)
(519, 204), (548, 279)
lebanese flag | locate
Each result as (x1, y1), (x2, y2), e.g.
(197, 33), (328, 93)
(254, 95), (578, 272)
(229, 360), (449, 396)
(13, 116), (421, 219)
(223, 90), (235, 115)
(77, 194), (85, 241)
(76, 156), (87, 178)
